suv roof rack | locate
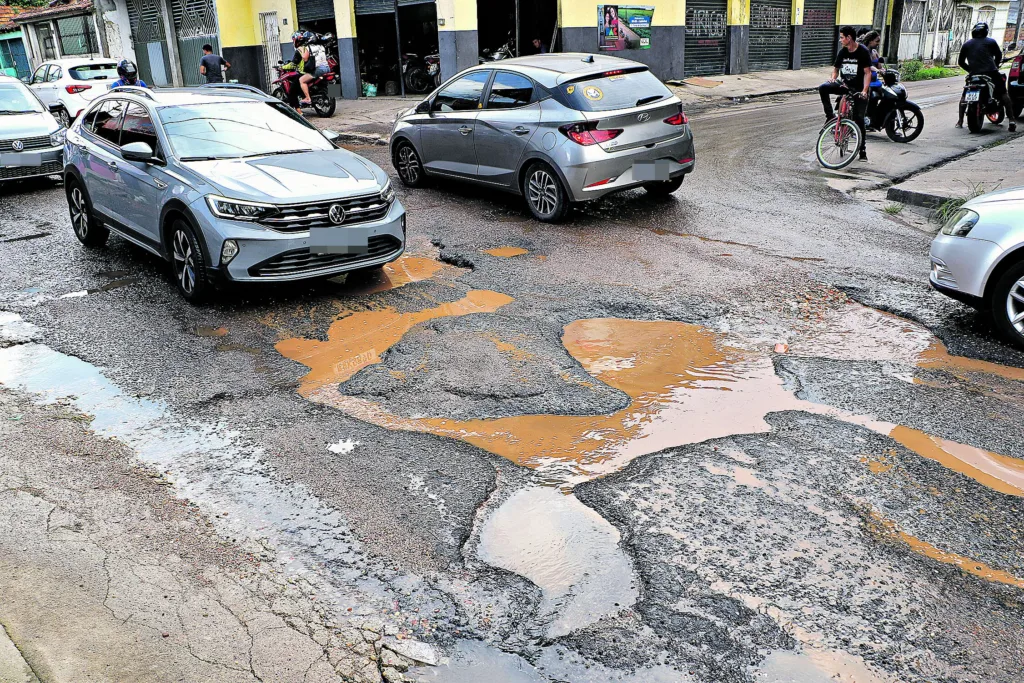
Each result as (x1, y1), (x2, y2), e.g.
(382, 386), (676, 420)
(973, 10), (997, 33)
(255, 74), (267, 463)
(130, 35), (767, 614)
(199, 82), (267, 96)
(110, 85), (155, 100)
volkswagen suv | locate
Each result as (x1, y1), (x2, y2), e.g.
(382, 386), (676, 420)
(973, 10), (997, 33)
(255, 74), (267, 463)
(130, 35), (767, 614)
(63, 84), (405, 301)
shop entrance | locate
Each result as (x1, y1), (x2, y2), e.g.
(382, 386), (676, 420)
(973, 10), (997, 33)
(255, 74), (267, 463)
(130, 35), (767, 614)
(356, 0), (438, 96)
(477, 0), (557, 61)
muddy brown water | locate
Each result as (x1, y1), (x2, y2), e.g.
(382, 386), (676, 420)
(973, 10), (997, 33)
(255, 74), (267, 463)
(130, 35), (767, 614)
(481, 247), (530, 258)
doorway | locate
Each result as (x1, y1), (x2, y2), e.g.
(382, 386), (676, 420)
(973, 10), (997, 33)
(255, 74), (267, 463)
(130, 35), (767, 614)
(477, 0), (557, 61)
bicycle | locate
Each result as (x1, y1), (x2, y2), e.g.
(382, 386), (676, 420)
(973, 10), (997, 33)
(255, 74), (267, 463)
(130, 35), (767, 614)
(816, 85), (865, 170)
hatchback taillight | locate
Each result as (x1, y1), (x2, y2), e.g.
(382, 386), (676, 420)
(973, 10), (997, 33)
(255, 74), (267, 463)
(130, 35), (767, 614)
(65, 85), (92, 94)
(559, 121), (623, 146)
(1011, 56), (1022, 80)
(664, 111), (688, 125)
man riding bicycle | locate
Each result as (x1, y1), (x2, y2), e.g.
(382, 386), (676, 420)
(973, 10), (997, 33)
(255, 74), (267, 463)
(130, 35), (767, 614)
(955, 22), (1017, 132)
(818, 26), (872, 161)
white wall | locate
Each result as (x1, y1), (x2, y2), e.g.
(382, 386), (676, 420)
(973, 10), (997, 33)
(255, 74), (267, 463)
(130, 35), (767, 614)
(97, 0), (136, 62)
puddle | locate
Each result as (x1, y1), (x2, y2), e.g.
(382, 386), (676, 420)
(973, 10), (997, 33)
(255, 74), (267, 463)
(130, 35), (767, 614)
(276, 290), (513, 397)
(332, 256), (454, 296)
(59, 277), (141, 298)
(476, 487), (637, 638)
(753, 648), (894, 683)
(196, 326), (229, 337)
(482, 247), (529, 258)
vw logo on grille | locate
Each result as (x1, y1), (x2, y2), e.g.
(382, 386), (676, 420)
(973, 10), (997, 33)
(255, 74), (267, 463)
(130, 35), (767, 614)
(637, 113), (650, 123)
(11, 140), (24, 151)
(328, 204), (346, 225)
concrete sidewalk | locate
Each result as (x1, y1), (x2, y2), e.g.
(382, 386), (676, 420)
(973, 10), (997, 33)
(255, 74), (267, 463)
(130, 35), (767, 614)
(886, 134), (1024, 209)
(314, 65), (836, 144)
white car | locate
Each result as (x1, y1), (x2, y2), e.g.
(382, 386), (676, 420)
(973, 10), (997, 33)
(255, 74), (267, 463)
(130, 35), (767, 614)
(929, 187), (1024, 348)
(27, 58), (119, 127)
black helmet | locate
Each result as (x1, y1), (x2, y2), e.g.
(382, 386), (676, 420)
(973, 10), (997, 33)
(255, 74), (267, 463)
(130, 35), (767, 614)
(971, 22), (989, 39)
(292, 31), (307, 47)
(116, 59), (138, 84)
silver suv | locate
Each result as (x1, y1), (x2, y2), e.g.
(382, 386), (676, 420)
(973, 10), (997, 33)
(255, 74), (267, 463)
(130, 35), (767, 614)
(390, 53), (695, 222)
(63, 84), (405, 301)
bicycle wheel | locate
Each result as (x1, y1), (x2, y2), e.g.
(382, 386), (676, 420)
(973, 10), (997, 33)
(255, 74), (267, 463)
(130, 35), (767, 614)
(816, 118), (862, 170)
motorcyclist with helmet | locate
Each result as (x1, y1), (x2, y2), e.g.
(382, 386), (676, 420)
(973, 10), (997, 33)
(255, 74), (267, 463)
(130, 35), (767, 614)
(295, 31), (327, 107)
(111, 59), (148, 89)
(956, 22), (1017, 132)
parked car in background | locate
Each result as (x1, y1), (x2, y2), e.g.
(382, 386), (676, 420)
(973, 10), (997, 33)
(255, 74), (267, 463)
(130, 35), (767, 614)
(1008, 47), (1023, 118)
(390, 53), (695, 222)
(27, 58), (119, 127)
(63, 85), (405, 302)
(0, 75), (65, 183)
(930, 187), (1024, 348)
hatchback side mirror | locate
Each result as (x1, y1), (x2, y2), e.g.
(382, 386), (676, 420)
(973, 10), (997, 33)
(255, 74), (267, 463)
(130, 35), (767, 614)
(415, 100), (431, 114)
(121, 141), (160, 164)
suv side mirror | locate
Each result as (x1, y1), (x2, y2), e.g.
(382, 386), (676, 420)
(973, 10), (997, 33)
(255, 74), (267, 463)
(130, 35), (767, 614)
(121, 141), (160, 164)
(415, 99), (431, 114)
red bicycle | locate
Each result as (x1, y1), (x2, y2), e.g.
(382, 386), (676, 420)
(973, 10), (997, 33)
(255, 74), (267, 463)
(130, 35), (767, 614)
(816, 85), (864, 170)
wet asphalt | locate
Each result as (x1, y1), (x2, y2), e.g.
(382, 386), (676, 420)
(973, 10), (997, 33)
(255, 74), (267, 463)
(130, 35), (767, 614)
(1, 76), (1023, 682)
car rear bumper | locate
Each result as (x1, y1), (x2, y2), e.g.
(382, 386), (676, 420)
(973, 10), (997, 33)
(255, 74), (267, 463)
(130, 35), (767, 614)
(557, 130), (696, 202)
(199, 198), (408, 283)
(928, 233), (1004, 299)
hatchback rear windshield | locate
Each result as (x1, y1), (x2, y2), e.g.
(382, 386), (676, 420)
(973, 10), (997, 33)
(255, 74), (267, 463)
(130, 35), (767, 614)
(70, 64), (118, 80)
(554, 69), (672, 112)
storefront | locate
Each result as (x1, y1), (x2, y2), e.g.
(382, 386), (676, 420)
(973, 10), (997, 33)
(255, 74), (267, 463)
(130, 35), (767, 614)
(684, 0), (728, 76)
(748, 0), (791, 70)
(802, 0), (838, 67)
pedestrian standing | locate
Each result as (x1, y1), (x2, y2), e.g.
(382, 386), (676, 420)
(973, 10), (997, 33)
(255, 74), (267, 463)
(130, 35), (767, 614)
(199, 44), (230, 84)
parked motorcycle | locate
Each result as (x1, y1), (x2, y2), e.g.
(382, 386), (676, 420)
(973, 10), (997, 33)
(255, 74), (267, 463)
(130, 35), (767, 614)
(425, 53), (441, 89)
(480, 34), (514, 63)
(401, 52), (433, 94)
(961, 72), (1007, 132)
(864, 68), (924, 143)
(271, 61), (338, 117)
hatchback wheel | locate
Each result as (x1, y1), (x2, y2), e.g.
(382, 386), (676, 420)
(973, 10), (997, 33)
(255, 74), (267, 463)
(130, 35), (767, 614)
(394, 141), (425, 188)
(67, 181), (108, 247)
(524, 162), (570, 222)
(991, 260), (1024, 349)
(169, 220), (209, 303)
(58, 106), (71, 128)
(643, 176), (685, 197)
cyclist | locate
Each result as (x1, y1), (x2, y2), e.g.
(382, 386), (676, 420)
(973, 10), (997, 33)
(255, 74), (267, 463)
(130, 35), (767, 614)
(819, 25), (872, 161)
(111, 60), (148, 89)
(955, 22), (1017, 132)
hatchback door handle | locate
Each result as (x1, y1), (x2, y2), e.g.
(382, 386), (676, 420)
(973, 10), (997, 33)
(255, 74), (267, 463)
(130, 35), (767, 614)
(458, 126), (472, 135)
(107, 161), (118, 172)
(512, 126), (530, 136)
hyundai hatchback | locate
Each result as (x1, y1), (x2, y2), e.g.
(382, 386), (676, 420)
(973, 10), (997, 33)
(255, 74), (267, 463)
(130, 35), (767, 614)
(390, 53), (695, 222)
(63, 84), (405, 302)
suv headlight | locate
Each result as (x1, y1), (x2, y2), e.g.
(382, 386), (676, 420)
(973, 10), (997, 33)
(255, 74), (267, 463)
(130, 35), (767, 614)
(940, 208), (979, 237)
(206, 195), (276, 221)
(380, 180), (395, 204)
(50, 129), (66, 147)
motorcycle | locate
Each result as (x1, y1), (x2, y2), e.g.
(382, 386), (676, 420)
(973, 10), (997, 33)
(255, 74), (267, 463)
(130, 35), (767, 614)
(864, 68), (924, 143)
(271, 60), (339, 118)
(425, 53), (441, 89)
(480, 34), (514, 63)
(960, 55), (1017, 133)
(401, 52), (433, 94)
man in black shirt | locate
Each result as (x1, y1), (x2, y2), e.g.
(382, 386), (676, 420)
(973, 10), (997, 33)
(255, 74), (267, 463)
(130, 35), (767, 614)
(956, 23), (1016, 132)
(199, 44), (230, 84)
(818, 26), (873, 161)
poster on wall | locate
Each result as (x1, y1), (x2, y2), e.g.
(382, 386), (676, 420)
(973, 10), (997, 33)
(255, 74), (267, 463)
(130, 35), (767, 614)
(598, 6), (655, 50)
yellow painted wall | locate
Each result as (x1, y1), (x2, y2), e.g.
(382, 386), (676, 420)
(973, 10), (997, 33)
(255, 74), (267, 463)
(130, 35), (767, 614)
(436, 0), (477, 32)
(217, 0), (297, 47)
(727, 0), (749, 25)
(332, 0), (357, 39)
(559, 0), (686, 29)
(836, 0), (874, 26)
(792, 0), (804, 25)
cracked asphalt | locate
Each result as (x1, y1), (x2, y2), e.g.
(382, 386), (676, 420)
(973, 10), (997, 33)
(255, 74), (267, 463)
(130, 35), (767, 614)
(1, 75), (1023, 682)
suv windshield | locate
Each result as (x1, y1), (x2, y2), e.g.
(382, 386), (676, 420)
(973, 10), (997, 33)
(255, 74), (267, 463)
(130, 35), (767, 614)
(158, 101), (333, 160)
(555, 69), (672, 112)
(0, 83), (44, 114)
(70, 64), (118, 80)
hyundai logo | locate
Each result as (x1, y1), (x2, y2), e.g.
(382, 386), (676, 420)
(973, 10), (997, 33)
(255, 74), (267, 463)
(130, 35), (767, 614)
(11, 140), (24, 151)
(637, 113), (650, 123)
(328, 204), (346, 225)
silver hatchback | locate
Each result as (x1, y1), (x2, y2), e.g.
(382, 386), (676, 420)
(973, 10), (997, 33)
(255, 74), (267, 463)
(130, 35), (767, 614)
(390, 53), (695, 222)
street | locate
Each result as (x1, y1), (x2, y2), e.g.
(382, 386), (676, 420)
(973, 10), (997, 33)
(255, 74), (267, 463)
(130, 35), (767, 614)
(1, 74), (1023, 682)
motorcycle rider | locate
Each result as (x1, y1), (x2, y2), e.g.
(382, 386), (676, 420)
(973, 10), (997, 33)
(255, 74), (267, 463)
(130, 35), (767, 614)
(860, 30), (884, 129)
(111, 60), (148, 89)
(956, 22), (1017, 132)
(298, 31), (327, 107)
(819, 25), (873, 161)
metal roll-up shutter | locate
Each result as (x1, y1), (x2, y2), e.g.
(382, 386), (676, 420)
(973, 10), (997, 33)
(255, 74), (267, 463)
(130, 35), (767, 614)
(297, 0), (335, 23)
(749, 0), (791, 71)
(354, 0), (434, 15)
(801, 0), (836, 67)
(684, 0), (728, 77)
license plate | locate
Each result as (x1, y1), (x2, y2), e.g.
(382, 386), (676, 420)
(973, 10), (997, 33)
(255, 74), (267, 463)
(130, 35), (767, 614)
(327, 83), (342, 99)
(309, 227), (369, 254)
(0, 152), (43, 167)
(965, 90), (980, 102)
(633, 160), (670, 182)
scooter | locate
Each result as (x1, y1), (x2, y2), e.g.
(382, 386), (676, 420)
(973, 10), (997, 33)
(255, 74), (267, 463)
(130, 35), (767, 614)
(864, 68), (924, 143)
(271, 61), (339, 117)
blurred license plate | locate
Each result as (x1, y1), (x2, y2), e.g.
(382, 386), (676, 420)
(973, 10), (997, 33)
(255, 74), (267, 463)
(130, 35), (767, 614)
(309, 227), (369, 254)
(0, 153), (42, 167)
(633, 160), (670, 182)
(965, 91), (980, 102)
(327, 83), (342, 99)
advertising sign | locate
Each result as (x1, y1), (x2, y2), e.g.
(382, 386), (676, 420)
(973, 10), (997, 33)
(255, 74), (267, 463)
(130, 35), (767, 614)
(598, 5), (655, 51)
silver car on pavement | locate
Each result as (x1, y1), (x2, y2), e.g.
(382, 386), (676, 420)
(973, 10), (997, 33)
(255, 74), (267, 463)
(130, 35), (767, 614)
(0, 75), (65, 182)
(930, 187), (1024, 348)
(390, 53), (695, 222)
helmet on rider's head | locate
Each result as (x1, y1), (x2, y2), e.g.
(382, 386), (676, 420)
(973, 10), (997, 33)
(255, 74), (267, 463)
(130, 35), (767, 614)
(303, 31), (317, 45)
(292, 31), (307, 47)
(971, 22), (989, 39)
(116, 59), (138, 84)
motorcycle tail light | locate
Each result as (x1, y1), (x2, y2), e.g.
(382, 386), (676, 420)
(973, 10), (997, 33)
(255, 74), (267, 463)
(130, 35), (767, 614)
(65, 85), (91, 94)
(559, 121), (622, 146)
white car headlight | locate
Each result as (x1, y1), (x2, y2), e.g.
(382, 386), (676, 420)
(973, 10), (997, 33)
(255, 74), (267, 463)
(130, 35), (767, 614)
(50, 129), (66, 147)
(380, 180), (395, 204)
(940, 208), (979, 237)
(206, 195), (276, 221)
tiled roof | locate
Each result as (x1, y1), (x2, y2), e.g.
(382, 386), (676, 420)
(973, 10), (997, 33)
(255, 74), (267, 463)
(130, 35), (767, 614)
(11, 0), (93, 23)
(0, 4), (28, 31)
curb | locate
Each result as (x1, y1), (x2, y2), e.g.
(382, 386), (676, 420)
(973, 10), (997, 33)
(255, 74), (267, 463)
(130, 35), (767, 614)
(884, 187), (949, 209)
